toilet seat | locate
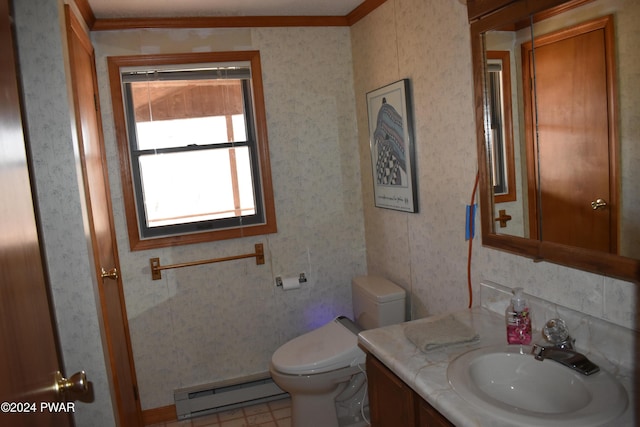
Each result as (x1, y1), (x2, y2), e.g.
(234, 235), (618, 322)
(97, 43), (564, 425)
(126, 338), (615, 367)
(271, 318), (365, 375)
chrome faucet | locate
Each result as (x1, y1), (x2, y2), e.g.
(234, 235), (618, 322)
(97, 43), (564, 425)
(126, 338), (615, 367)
(530, 318), (600, 376)
(531, 344), (600, 375)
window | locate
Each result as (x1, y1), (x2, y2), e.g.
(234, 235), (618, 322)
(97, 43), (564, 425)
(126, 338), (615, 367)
(486, 50), (516, 204)
(108, 51), (276, 250)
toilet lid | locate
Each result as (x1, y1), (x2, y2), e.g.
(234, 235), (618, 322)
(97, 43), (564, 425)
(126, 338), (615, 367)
(271, 318), (365, 375)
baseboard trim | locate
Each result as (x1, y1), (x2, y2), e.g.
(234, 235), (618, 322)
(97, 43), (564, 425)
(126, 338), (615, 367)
(142, 405), (177, 425)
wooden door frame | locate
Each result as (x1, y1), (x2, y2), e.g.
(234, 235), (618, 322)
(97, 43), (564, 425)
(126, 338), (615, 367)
(65, 6), (142, 425)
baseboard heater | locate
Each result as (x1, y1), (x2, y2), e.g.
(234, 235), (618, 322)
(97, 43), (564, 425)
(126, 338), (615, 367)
(174, 372), (289, 420)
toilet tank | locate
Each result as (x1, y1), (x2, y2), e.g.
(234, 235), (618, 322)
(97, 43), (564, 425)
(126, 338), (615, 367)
(352, 276), (406, 330)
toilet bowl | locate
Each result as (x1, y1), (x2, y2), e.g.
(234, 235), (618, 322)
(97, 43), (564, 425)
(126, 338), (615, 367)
(269, 276), (406, 427)
(270, 317), (368, 427)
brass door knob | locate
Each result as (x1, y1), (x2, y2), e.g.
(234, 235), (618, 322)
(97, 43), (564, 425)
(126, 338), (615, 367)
(100, 267), (119, 280)
(55, 370), (88, 398)
(591, 198), (608, 210)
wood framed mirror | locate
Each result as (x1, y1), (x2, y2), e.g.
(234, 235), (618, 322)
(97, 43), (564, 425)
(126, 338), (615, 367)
(469, 0), (640, 282)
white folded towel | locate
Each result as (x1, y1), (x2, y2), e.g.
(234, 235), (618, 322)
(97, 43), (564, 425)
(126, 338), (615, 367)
(404, 314), (479, 352)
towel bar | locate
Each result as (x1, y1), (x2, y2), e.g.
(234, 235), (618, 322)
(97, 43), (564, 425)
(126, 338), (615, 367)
(149, 243), (265, 280)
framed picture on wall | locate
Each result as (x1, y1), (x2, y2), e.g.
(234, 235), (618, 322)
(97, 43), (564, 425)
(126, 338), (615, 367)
(366, 79), (418, 213)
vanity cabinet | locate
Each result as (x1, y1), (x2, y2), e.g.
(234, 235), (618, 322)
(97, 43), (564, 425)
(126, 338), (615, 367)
(416, 398), (454, 427)
(366, 354), (454, 427)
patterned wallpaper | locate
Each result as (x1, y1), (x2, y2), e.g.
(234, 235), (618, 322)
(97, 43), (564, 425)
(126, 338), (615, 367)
(351, 0), (637, 333)
(13, 0), (637, 420)
(92, 26), (366, 409)
(12, 0), (115, 425)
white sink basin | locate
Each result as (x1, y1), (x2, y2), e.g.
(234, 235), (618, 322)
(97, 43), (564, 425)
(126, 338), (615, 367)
(447, 345), (627, 426)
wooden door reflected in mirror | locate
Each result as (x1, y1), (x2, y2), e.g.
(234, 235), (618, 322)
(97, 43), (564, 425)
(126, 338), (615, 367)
(522, 15), (618, 254)
(469, 0), (640, 282)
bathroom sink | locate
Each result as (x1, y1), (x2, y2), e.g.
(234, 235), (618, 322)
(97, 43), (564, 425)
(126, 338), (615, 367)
(447, 345), (627, 426)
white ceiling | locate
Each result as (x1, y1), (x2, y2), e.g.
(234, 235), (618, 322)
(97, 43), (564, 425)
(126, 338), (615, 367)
(87, 0), (366, 19)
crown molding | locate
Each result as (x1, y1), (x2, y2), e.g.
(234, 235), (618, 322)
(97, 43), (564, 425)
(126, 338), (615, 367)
(74, 0), (386, 31)
(74, 0), (96, 28)
(91, 15), (349, 30)
(347, 0), (387, 25)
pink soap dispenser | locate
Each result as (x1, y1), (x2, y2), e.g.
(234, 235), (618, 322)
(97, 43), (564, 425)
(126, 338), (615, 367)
(506, 287), (532, 345)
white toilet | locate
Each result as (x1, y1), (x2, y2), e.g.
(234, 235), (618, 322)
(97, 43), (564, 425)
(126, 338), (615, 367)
(269, 275), (406, 427)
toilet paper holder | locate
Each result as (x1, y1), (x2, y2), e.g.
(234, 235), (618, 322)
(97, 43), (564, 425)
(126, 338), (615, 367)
(275, 273), (307, 287)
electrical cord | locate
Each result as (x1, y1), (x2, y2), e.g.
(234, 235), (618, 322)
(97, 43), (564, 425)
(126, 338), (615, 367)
(358, 364), (370, 425)
(467, 171), (480, 309)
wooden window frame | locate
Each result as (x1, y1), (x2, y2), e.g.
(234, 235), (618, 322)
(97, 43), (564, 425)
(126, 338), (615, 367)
(108, 51), (277, 251)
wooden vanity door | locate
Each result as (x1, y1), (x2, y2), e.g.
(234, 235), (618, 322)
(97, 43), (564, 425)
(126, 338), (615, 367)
(367, 355), (416, 426)
(366, 353), (455, 427)
(416, 398), (454, 427)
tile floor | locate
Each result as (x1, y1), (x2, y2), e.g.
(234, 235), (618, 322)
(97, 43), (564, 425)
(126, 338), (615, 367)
(147, 398), (292, 427)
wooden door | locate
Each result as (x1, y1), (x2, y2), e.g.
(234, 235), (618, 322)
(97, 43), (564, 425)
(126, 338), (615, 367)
(416, 398), (454, 427)
(523, 16), (617, 252)
(366, 355), (416, 427)
(0, 1), (73, 425)
(65, 8), (142, 426)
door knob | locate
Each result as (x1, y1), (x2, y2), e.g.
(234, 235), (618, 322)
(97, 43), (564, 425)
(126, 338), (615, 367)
(591, 198), (608, 210)
(100, 267), (119, 280)
(55, 370), (88, 398)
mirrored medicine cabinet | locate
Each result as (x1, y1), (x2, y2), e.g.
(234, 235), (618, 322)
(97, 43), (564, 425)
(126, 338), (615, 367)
(468, 0), (640, 282)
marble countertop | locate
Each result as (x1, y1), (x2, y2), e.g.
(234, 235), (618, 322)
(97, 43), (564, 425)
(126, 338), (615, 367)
(357, 307), (635, 427)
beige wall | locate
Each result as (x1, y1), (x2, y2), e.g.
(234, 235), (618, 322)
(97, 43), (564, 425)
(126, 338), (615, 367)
(351, 0), (637, 327)
(92, 26), (366, 409)
(14, 0), (637, 421)
(13, 1), (116, 426)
